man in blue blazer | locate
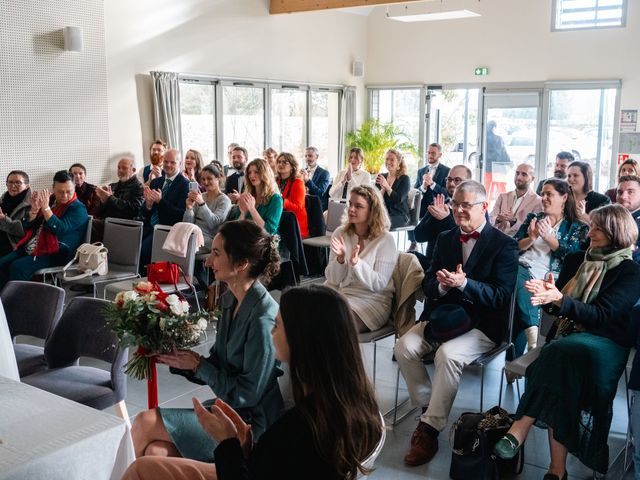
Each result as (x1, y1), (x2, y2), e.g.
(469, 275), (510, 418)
(412, 164), (472, 269)
(301, 146), (330, 199)
(139, 149), (189, 273)
(224, 146), (248, 203)
(409, 143), (451, 250)
(395, 180), (518, 467)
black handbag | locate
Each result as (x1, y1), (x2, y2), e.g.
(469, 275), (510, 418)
(449, 406), (524, 480)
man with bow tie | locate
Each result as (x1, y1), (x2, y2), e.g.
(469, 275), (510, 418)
(395, 180), (518, 467)
(225, 146), (248, 203)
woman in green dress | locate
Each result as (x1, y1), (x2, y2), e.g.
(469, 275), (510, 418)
(494, 204), (640, 478)
(131, 220), (284, 462)
(227, 158), (282, 236)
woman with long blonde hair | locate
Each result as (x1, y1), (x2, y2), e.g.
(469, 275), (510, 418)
(227, 158), (282, 235)
(325, 185), (398, 332)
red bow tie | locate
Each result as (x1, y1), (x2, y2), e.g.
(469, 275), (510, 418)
(460, 231), (480, 243)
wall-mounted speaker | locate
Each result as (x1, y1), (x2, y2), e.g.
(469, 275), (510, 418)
(63, 26), (83, 52)
(352, 61), (364, 77)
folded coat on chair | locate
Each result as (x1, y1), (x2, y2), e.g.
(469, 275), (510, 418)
(391, 252), (425, 336)
(163, 222), (205, 258)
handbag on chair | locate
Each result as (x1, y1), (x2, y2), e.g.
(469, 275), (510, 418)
(62, 242), (109, 280)
(146, 262), (193, 291)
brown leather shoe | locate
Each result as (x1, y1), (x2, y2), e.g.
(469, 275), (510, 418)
(404, 421), (439, 466)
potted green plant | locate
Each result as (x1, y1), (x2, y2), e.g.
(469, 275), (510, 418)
(345, 119), (418, 174)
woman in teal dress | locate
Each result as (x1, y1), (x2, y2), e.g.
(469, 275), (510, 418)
(495, 204), (640, 479)
(510, 179), (588, 360)
(131, 220), (284, 462)
(227, 158), (283, 236)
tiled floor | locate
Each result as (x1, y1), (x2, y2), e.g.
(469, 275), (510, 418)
(49, 278), (634, 480)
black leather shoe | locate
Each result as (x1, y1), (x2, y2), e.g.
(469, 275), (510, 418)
(542, 472), (567, 480)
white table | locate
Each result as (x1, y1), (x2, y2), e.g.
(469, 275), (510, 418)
(0, 376), (134, 480)
(0, 301), (19, 381)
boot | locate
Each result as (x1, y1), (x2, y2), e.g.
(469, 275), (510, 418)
(524, 326), (538, 351)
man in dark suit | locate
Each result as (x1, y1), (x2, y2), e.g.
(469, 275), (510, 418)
(224, 146), (248, 203)
(395, 180), (518, 466)
(409, 143), (451, 251)
(412, 164), (472, 269)
(616, 174), (640, 262)
(139, 149), (189, 274)
(535, 151), (574, 195)
(301, 146), (330, 199)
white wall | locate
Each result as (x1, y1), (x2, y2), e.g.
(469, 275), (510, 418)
(0, 0), (110, 188)
(365, 0), (640, 109)
(105, 0), (369, 168)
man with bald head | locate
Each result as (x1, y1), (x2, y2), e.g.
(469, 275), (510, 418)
(139, 149), (189, 273)
(91, 155), (145, 241)
(490, 163), (542, 236)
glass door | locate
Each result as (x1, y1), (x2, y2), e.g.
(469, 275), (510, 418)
(481, 90), (542, 205)
(426, 88), (481, 171)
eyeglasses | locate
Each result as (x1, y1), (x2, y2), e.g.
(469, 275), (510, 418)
(6, 181), (24, 186)
(451, 200), (484, 211)
(276, 160), (289, 165)
(446, 177), (465, 184)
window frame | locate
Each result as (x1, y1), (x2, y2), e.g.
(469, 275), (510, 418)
(551, 0), (628, 32)
(178, 74), (344, 172)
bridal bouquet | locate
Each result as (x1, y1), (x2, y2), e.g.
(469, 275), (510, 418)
(106, 281), (209, 380)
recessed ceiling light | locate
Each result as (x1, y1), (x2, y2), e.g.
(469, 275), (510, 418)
(387, 9), (481, 22)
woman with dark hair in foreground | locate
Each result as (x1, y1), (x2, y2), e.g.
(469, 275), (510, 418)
(124, 284), (384, 480)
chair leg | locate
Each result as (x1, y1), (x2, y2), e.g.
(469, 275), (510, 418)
(498, 366), (505, 408)
(479, 364), (485, 412)
(192, 286), (202, 312)
(393, 364), (401, 425)
(372, 341), (377, 388)
(114, 400), (131, 428)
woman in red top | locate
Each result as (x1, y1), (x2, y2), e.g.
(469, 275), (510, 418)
(276, 153), (309, 238)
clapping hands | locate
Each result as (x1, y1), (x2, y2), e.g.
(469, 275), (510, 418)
(427, 194), (450, 220)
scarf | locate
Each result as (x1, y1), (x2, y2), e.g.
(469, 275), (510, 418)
(278, 177), (293, 199)
(561, 246), (633, 304)
(14, 193), (78, 256)
(0, 189), (29, 217)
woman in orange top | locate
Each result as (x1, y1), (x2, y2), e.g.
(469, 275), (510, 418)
(276, 152), (309, 238)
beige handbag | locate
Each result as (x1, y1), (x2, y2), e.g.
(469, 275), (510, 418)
(62, 242), (109, 280)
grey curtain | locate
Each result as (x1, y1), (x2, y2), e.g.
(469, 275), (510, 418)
(339, 86), (356, 166)
(150, 71), (182, 152)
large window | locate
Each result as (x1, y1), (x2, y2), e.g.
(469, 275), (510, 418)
(310, 90), (341, 176)
(179, 77), (342, 171)
(370, 89), (422, 180)
(222, 85), (265, 160)
(553, 0), (627, 30)
(179, 82), (216, 162)
(270, 87), (308, 159)
(546, 88), (617, 190)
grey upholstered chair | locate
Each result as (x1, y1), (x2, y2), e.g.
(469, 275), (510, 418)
(1, 280), (65, 377)
(57, 217), (144, 297)
(104, 224), (200, 310)
(21, 297), (130, 424)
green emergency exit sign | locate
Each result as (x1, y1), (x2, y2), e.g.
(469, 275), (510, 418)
(474, 67), (489, 76)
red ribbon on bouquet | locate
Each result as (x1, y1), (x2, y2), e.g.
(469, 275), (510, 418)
(137, 346), (159, 409)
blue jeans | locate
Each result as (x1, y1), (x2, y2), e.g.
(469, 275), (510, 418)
(507, 264), (541, 360)
(0, 248), (66, 289)
(631, 389), (640, 480)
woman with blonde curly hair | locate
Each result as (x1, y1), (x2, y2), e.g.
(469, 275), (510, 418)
(325, 185), (398, 332)
(375, 148), (411, 229)
(227, 158), (282, 235)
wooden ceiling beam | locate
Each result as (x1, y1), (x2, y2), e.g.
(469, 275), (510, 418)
(270, 0), (425, 15)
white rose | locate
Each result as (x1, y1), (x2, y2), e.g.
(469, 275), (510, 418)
(180, 301), (190, 314)
(197, 318), (208, 330)
(169, 303), (183, 316)
(123, 290), (139, 302)
(165, 294), (180, 306)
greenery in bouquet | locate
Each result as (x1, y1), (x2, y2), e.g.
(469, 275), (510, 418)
(105, 281), (210, 380)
